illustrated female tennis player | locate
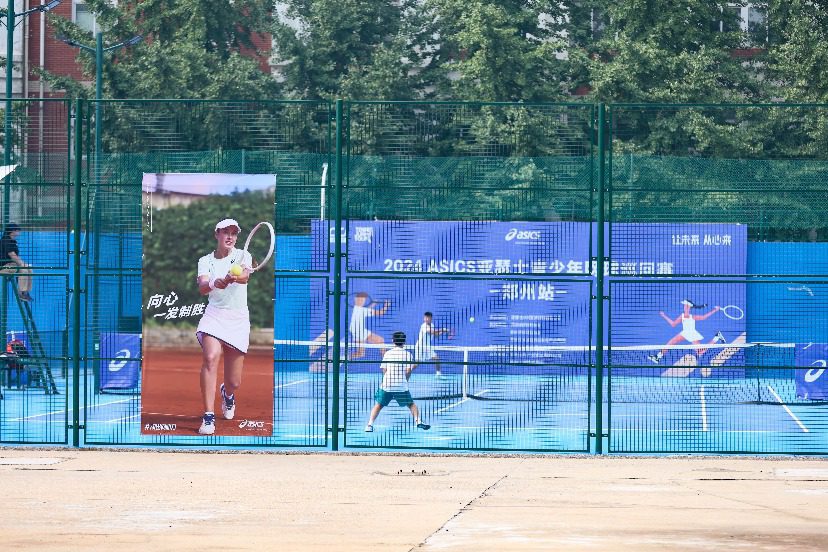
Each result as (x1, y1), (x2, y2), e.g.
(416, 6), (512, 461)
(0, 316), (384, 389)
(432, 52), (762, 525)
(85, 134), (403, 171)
(647, 299), (726, 364)
(195, 218), (253, 435)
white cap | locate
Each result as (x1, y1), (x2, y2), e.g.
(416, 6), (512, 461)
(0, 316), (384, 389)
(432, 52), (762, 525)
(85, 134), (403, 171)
(215, 218), (240, 232)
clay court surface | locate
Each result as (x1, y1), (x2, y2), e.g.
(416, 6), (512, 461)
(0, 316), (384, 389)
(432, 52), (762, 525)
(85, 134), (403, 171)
(3, 449), (828, 551)
(141, 347), (274, 436)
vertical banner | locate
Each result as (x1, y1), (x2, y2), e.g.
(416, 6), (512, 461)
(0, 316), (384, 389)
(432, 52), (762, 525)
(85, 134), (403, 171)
(99, 332), (140, 390)
(141, 173), (275, 436)
(796, 343), (828, 400)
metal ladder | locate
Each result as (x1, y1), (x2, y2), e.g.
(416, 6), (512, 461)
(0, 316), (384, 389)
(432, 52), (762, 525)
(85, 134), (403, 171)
(0, 276), (59, 396)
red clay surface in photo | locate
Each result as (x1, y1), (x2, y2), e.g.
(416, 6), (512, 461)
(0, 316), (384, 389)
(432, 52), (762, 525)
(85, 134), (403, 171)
(141, 346), (274, 436)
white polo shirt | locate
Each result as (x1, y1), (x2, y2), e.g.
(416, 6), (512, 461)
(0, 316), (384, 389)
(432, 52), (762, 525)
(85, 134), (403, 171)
(380, 346), (412, 393)
(197, 247), (252, 311)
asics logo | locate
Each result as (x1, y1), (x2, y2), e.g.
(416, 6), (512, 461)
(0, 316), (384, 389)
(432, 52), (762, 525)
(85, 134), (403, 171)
(238, 419), (266, 429)
(505, 229), (541, 241)
(804, 360), (826, 383)
(108, 349), (132, 372)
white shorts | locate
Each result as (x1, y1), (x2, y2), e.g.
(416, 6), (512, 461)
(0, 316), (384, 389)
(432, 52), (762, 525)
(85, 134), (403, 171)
(196, 304), (250, 353)
(350, 328), (375, 343)
(680, 329), (703, 342)
(415, 347), (437, 363)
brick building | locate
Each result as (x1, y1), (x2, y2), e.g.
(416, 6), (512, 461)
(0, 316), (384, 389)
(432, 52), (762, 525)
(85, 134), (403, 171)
(1, 1), (272, 100)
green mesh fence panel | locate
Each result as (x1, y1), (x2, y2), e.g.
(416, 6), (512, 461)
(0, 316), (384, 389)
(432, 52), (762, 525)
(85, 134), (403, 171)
(6, 99), (826, 454)
(82, 100), (331, 447)
(0, 99), (71, 445)
(606, 105), (828, 454)
(341, 102), (596, 452)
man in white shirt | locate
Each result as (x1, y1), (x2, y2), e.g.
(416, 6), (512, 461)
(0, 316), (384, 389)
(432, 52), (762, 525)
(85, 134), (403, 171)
(364, 331), (430, 432)
(415, 311), (450, 377)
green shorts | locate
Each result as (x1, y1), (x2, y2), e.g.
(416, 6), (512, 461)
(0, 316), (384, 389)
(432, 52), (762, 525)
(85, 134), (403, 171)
(374, 389), (413, 407)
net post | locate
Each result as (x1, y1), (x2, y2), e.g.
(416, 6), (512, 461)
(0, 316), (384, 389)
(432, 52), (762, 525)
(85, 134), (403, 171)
(320, 163), (328, 221)
(462, 348), (469, 399)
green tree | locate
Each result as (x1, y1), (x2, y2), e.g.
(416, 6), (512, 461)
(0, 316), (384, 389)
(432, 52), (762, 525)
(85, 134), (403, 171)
(767, 0), (828, 104)
(47, 0), (277, 102)
(46, 0), (282, 151)
(563, 1), (767, 158)
(578, 0), (764, 105)
(272, 0), (418, 100)
(417, 0), (572, 102)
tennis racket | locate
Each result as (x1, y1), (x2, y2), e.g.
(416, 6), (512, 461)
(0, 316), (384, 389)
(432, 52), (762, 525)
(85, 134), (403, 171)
(440, 326), (456, 340)
(242, 221), (275, 272)
(720, 305), (744, 320)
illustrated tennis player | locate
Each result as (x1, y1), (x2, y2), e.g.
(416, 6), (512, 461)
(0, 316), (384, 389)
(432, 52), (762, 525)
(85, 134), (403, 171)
(195, 218), (253, 435)
(415, 311), (450, 377)
(349, 291), (390, 359)
(648, 299), (726, 364)
(365, 330), (430, 432)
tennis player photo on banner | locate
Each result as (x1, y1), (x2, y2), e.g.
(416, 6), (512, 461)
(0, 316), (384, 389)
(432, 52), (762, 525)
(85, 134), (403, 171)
(141, 173), (276, 436)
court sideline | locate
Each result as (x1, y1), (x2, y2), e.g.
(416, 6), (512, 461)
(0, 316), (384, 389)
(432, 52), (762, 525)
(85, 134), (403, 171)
(2, 449), (827, 551)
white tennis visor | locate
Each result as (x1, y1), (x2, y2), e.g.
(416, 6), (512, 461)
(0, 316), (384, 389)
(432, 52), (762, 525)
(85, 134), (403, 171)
(215, 218), (241, 232)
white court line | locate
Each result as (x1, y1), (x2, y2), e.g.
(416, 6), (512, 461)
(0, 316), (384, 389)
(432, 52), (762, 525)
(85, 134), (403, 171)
(8, 398), (135, 422)
(435, 390), (490, 413)
(700, 385), (708, 432)
(767, 384), (809, 433)
(102, 413), (141, 424)
(275, 379), (309, 389)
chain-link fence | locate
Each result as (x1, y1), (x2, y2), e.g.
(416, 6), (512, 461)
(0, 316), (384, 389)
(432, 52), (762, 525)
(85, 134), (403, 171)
(1, 99), (826, 454)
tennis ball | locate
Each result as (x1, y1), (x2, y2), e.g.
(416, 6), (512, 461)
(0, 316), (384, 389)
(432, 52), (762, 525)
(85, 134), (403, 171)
(469, 316), (475, 323)
(229, 264), (242, 276)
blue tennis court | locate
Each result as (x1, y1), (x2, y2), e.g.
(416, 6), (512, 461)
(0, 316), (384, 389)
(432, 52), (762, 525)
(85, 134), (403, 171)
(6, 361), (824, 454)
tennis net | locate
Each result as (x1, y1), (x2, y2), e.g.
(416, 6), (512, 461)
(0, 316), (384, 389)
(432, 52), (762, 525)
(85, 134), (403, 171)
(274, 340), (801, 404)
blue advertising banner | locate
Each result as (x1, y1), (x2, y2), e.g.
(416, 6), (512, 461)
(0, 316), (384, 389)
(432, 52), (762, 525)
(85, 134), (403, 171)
(609, 223), (747, 350)
(342, 221), (593, 352)
(795, 343), (828, 400)
(99, 332), (141, 390)
(307, 221), (747, 375)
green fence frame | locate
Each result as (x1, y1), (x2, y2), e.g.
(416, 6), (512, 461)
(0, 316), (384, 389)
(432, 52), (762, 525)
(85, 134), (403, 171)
(0, 98), (825, 454)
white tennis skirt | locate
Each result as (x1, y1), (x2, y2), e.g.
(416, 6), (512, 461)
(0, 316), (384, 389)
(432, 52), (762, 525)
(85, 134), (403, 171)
(196, 304), (250, 353)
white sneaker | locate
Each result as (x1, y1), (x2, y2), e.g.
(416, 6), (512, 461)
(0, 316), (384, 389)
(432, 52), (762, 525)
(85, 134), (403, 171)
(198, 413), (216, 435)
(364, 424), (373, 432)
(220, 384), (236, 420)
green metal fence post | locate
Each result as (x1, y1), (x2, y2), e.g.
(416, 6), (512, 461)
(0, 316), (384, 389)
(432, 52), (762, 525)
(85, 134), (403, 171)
(1, 0), (14, 356)
(330, 99), (344, 450)
(72, 99), (83, 447)
(594, 103), (607, 455)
